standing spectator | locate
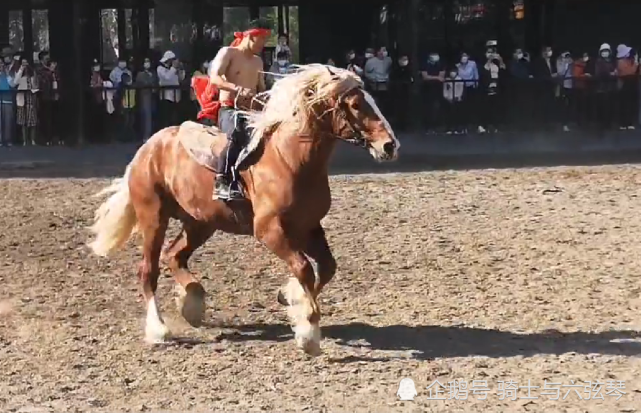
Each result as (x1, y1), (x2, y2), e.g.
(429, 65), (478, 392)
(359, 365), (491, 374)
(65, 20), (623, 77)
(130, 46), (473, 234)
(556, 51), (574, 132)
(572, 52), (593, 129)
(364, 46), (392, 115)
(109, 56), (131, 87)
(532, 45), (558, 130)
(390, 53), (413, 131)
(37, 51), (61, 145)
(119, 71), (136, 141)
(616, 44), (639, 130)
(157, 50), (184, 128)
(274, 34), (291, 64)
(0, 59), (17, 146)
(508, 48), (533, 130)
(136, 57), (157, 141)
(479, 55), (504, 133)
(443, 67), (464, 134)
(594, 43), (617, 131)
(456, 52), (479, 134)
(89, 59), (106, 143)
(267, 50), (292, 89)
(14, 58), (38, 146)
(420, 52), (445, 133)
(346, 50), (364, 77)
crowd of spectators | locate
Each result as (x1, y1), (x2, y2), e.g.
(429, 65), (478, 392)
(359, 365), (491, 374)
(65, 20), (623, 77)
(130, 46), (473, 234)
(1, 38), (640, 146)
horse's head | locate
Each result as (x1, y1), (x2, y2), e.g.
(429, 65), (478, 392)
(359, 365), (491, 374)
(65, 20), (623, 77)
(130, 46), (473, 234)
(328, 83), (400, 161)
(246, 64), (399, 161)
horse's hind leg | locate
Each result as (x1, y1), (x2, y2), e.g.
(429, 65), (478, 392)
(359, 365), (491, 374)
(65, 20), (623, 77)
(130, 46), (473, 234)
(163, 218), (216, 327)
(131, 188), (170, 343)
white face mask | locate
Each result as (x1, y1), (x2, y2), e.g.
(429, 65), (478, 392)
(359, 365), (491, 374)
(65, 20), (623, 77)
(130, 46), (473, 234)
(93, 65), (100, 72)
(429, 55), (440, 63)
(277, 59), (287, 66)
(381, 51), (388, 57)
(399, 60), (408, 67)
(348, 54), (355, 60)
(450, 72), (458, 78)
(143, 62), (151, 69)
(545, 50), (553, 57)
(118, 61), (126, 69)
(516, 53), (523, 60)
(583, 56), (589, 62)
(601, 51), (610, 58)
(365, 53), (373, 59)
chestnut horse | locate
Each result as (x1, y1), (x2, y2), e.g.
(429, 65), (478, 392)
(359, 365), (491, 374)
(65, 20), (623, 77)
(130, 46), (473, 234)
(87, 65), (399, 356)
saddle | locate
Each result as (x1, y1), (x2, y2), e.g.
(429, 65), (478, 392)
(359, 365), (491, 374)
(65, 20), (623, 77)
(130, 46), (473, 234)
(176, 121), (228, 173)
(177, 120), (263, 176)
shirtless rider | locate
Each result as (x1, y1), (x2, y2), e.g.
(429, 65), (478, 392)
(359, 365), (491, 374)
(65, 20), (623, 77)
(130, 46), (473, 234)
(209, 19), (270, 200)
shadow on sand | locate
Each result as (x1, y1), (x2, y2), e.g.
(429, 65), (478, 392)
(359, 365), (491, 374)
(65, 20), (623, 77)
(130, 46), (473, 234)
(213, 322), (641, 362)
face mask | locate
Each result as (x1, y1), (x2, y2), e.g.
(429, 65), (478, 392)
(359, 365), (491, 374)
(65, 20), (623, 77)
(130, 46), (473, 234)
(583, 56), (589, 62)
(429, 55), (439, 62)
(143, 62), (151, 69)
(365, 53), (373, 59)
(118, 61), (126, 69)
(601, 51), (610, 58)
(399, 60), (408, 67)
(277, 60), (287, 66)
(545, 51), (553, 57)
(93, 66), (100, 72)
(381, 51), (388, 57)
(348, 54), (355, 60)
(450, 72), (458, 78)
(516, 53), (523, 60)
(461, 56), (468, 63)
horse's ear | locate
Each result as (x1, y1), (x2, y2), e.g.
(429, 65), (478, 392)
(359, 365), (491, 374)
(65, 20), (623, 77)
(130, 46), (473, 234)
(326, 66), (339, 80)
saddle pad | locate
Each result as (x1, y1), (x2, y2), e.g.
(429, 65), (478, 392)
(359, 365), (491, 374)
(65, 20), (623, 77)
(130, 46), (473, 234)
(177, 121), (227, 172)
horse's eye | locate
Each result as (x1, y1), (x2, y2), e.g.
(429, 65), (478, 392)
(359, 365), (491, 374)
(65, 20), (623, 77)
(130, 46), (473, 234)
(351, 102), (360, 111)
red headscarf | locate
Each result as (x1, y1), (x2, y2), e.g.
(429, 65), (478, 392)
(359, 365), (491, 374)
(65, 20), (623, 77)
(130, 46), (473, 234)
(193, 28), (271, 123)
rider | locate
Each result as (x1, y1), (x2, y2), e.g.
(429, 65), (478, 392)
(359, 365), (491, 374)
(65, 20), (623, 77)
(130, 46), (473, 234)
(208, 19), (270, 200)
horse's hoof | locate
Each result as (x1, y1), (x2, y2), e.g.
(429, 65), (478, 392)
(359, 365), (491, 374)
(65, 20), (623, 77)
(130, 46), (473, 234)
(145, 323), (171, 344)
(277, 290), (289, 306)
(176, 282), (206, 327)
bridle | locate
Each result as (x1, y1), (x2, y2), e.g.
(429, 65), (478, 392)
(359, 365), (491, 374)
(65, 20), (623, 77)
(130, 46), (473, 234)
(333, 89), (369, 148)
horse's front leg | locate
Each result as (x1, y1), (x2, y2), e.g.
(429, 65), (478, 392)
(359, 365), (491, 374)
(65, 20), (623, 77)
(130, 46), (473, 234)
(257, 219), (321, 356)
(278, 225), (336, 304)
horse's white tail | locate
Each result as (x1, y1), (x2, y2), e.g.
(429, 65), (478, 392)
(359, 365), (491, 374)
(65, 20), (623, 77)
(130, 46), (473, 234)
(88, 164), (138, 257)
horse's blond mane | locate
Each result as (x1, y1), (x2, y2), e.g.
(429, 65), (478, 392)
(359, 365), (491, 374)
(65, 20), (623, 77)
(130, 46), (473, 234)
(245, 64), (362, 150)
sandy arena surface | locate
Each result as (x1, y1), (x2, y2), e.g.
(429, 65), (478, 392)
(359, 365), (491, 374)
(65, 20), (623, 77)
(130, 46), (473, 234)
(2, 166), (641, 412)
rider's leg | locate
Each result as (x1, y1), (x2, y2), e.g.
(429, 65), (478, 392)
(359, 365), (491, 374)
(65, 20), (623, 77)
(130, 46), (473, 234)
(214, 109), (245, 200)
(213, 109), (235, 199)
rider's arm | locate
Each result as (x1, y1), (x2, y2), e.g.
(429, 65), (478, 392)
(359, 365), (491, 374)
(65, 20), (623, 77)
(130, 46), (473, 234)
(256, 60), (266, 93)
(209, 47), (241, 93)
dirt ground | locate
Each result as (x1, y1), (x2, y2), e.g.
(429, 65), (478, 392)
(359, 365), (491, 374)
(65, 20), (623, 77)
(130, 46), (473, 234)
(2, 166), (641, 412)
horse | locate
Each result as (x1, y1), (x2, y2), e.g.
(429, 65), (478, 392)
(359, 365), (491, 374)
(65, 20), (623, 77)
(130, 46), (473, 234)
(87, 64), (400, 356)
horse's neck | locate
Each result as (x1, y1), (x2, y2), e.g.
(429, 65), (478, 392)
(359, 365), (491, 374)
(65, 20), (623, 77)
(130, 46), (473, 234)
(268, 129), (337, 176)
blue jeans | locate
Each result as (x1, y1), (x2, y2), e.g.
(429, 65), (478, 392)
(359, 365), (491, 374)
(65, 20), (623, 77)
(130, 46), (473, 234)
(0, 103), (14, 145)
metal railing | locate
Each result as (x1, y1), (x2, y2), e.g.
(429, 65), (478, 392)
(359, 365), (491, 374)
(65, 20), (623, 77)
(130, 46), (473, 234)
(0, 75), (639, 147)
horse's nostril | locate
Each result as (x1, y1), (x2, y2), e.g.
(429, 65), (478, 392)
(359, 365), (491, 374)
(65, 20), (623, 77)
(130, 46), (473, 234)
(383, 141), (395, 155)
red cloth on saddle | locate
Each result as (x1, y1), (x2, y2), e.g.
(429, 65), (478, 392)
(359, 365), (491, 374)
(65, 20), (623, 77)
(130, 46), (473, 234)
(192, 76), (224, 123)
(193, 28), (270, 123)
